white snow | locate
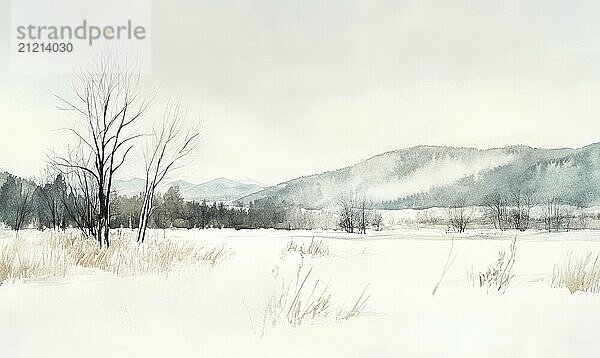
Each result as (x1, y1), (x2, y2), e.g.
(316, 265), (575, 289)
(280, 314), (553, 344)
(2, 228), (600, 357)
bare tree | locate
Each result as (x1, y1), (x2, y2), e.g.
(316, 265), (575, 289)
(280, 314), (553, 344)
(136, 101), (200, 243)
(13, 185), (35, 234)
(56, 144), (100, 239)
(484, 192), (508, 230)
(577, 212), (591, 230)
(447, 198), (471, 233)
(563, 206), (575, 232)
(338, 194), (357, 233)
(509, 189), (534, 231)
(51, 52), (152, 247)
(542, 195), (566, 232)
(371, 211), (383, 231)
(35, 167), (67, 230)
(356, 196), (372, 234)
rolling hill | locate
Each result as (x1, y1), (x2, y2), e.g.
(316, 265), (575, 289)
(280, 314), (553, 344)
(239, 144), (600, 209)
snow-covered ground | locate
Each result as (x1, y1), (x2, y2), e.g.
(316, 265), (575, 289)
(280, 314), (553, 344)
(2, 228), (600, 357)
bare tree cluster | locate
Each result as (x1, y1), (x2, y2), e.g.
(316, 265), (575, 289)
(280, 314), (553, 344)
(542, 196), (574, 232)
(484, 189), (534, 232)
(371, 211), (383, 231)
(337, 194), (376, 234)
(51, 54), (151, 247)
(338, 195), (356, 233)
(484, 192), (509, 231)
(446, 199), (471, 233)
(508, 189), (534, 231)
(577, 212), (592, 230)
(483, 192), (578, 232)
(416, 210), (442, 229)
(47, 52), (202, 248)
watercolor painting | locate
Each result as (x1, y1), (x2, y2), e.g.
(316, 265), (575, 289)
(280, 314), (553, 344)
(3, 1), (600, 357)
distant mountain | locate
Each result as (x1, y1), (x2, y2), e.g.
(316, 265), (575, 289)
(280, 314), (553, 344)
(237, 178), (269, 187)
(113, 177), (264, 202)
(240, 143), (600, 209)
(112, 177), (147, 197)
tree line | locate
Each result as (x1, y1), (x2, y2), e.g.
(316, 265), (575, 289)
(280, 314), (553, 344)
(111, 187), (335, 231)
(0, 173), (336, 234)
(444, 189), (593, 233)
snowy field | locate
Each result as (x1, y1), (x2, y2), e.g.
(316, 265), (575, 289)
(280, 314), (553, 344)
(2, 227), (600, 357)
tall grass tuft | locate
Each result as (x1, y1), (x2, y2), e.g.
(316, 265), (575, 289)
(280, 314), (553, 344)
(551, 252), (600, 293)
(260, 262), (370, 337)
(283, 238), (330, 258)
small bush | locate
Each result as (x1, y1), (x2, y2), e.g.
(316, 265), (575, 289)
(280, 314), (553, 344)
(468, 238), (517, 293)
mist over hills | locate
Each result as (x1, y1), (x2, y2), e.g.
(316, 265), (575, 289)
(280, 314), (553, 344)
(240, 143), (600, 209)
(113, 177), (264, 202)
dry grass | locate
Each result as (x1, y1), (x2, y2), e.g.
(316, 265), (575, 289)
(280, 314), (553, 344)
(260, 262), (370, 337)
(0, 234), (72, 284)
(282, 238), (330, 258)
(339, 284), (370, 320)
(0, 230), (232, 285)
(551, 252), (600, 293)
(468, 238), (517, 293)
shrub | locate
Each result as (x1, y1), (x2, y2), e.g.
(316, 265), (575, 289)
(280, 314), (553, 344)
(468, 238), (517, 293)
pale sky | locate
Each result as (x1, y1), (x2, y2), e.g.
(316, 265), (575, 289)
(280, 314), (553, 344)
(2, 0), (600, 185)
